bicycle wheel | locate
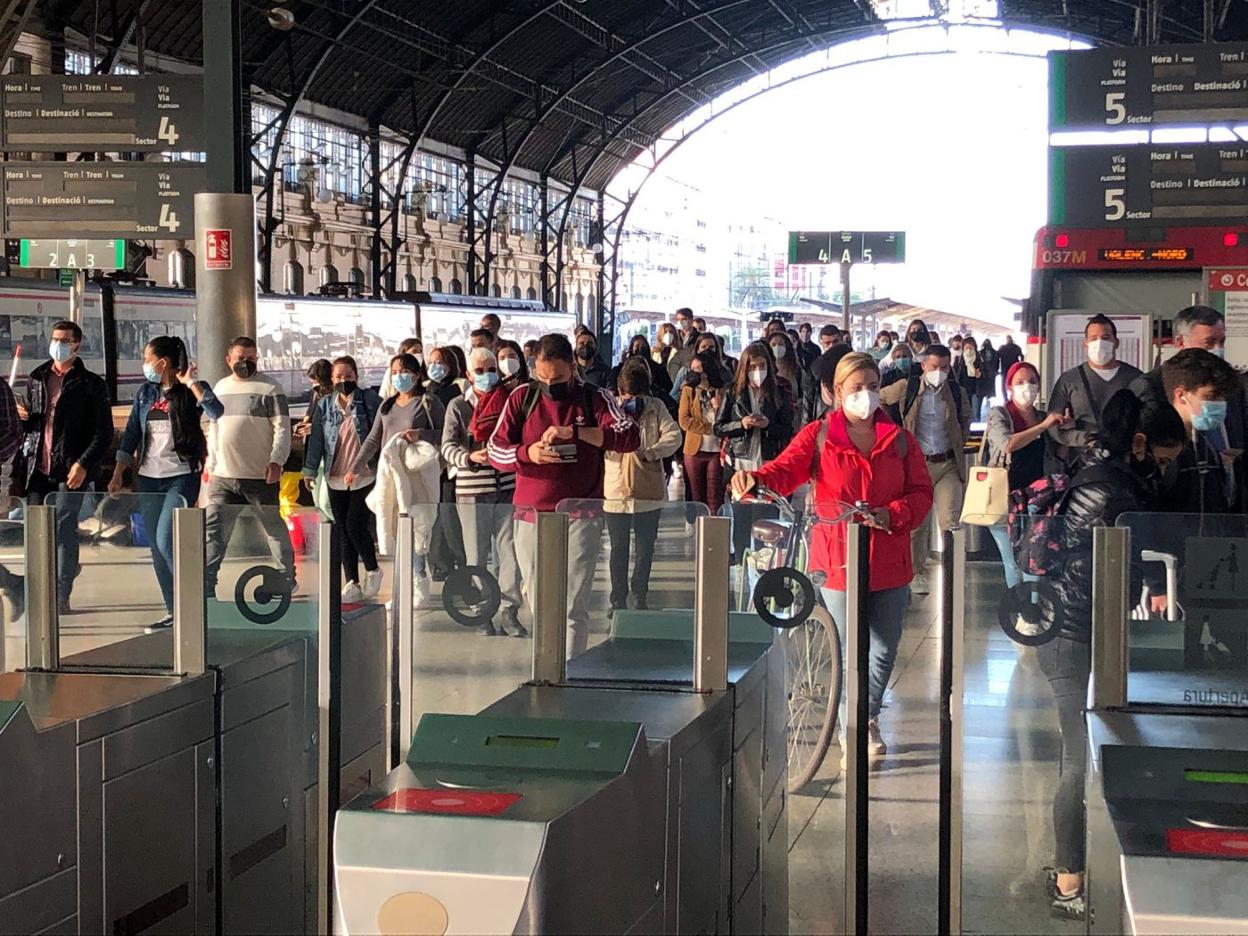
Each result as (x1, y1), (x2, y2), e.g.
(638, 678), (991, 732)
(784, 606), (842, 792)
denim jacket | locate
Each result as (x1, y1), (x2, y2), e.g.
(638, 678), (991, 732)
(303, 387), (382, 478)
(116, 379), (223, 473)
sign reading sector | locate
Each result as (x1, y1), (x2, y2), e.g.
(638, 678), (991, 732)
(1050, 43), (1248, 130)
(0, 162), (204, 238)
(1049, 143), (1248, 226)
(788, 231), (906, 265)
(0, 74), (204, 151)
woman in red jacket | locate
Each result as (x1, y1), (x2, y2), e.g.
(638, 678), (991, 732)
(731, 352), (933, 759)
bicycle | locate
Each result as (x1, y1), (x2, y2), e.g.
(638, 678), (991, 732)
(730, 485), (873, 791)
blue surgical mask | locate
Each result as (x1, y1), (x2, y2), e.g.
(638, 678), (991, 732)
(1213, 346), (1227, 360)
(50, 340), (74, 364)
(392, 372), (417, 394)
(474, 371), (499, 392)
(1190, 397), (1228, 432)
(427, 363), (448, 382)
(143, 362), (162, 384)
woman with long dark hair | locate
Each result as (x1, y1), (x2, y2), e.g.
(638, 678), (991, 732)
(110, 335), (223, 631)
(610, 334), (672, 395)
(302, 356), (383, 602)
(495, 339), (529, 390)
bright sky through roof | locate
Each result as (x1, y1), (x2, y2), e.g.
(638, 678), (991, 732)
(626, 23), (1091, 329)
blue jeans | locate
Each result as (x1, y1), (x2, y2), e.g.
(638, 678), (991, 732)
(137, 474), (200, 614)
(988, 524), (1038, 591)
(820, 584), (911, 721)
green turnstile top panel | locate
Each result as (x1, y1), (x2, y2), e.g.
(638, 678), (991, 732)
(610, 609), (773, 645)
(0, 699), (22, 734)
(408, 713), (644, 777)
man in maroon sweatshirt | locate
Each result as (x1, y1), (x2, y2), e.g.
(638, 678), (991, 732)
(488, 333), (639, 656)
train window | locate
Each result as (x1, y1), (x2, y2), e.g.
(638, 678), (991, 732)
(284, 260), (305, 295)
(320, 264), (339, 286)
(80, 319), (104, 356)
(526, 286), (536, 300)
(510, 285), (521, 299)
(450, 279), (462, 295)
(430, 276), (443, 293)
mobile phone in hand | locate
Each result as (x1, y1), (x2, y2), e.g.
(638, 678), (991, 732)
(551, 443), (578, 462)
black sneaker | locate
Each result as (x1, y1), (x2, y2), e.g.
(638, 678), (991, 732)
(1051, 890), (1085, 921)
(145, 615), (174, 634)
(499, 611), (528, 638)
(479, 621), (499, 637)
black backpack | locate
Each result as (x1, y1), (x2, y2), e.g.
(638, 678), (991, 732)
(886, 373), (963, 428)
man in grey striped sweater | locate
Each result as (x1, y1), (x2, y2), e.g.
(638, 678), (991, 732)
(204, 336), (296, 594)
(441, 347), (524, 637)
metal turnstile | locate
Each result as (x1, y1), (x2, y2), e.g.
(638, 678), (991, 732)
(0, 509), (387, 935)
(334, 514), (789, 935)
(1085, 525), (1248, 936)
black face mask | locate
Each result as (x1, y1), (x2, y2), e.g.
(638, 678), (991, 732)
(232, 359), (257, 379)
(576, 345), (596, 361)
(630, 347), (646, 358)
(685, 369), (703, 388)
(334, 380), (357, 397)
(540, 379), (572, 402)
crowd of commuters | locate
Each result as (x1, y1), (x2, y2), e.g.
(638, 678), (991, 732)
(15, 300), (1244, 921)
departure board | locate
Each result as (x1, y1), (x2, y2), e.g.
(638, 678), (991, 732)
(1051, 44), (1248, 130)
(788, 231), (906, 265)
(1050, 144), (1248, 226)
(0, 162), (204, 238)
(0, 74), (203, 151)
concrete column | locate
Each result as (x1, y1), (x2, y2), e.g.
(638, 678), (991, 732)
(194, 193), (257, 385)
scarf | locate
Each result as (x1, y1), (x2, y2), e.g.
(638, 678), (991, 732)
(469, 384), (508, 442)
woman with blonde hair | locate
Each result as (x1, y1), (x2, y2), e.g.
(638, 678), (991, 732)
(731, 352), (932, 760)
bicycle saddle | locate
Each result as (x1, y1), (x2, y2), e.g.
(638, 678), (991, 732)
(752, 519), (791, 546)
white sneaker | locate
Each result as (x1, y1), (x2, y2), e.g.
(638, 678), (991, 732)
(412, 573), (434, 610)
(867, 718), (887, 758)
(911, 573), (930, 595)
(362, 568), (384, 600)
(342, 582), (364, 604)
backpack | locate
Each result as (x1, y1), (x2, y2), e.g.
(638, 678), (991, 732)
(886, 372), (964, 428)
(1006, 472), (1072, 577)
(1006, 463), (1120, 576)
(519, 380), (598, 428)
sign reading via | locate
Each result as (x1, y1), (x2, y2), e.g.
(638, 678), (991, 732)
(788, 231), (906, 265)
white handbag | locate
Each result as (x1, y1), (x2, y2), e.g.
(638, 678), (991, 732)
(959, 430), (1010, 527)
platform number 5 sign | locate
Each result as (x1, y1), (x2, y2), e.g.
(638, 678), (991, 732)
(204, 229), (232, 270)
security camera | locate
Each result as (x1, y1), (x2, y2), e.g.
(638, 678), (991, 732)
(267, 6), (296, 30)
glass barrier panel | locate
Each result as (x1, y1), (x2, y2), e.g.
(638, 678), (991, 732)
(403, 501), (533, 732)
(553, 498), (710, 680)
(1116, 512), (1248, 709)
(0, 496), (24, 673)
(962, 513), (1082, 933)
(45, 490), (185, 670)
(205, 502), (314, 636)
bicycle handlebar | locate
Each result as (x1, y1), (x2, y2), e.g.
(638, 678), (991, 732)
(734, 484), (873, 525)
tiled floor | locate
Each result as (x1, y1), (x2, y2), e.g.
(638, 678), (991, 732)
(2, 510), (1086, 935)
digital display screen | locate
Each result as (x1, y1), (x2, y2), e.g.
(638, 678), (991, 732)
(485, 734), (559, 749)
(1098, 247), (1194, 262)
(1185, 769), (1248, 785)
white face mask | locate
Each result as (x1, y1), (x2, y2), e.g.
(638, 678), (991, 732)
(1011, 382), (1039, 407)
(924, 368), (948, 389)
(413, 353), (424, 365)
(842, 388), (879, 421)
(963, 348), (976, 361)
(1087, 338), (1115, 366)
(771, 344), (786, 360)
(498, 356), (520, 377)
(748, 368), (767, 389)
(661, 332), (675, 347)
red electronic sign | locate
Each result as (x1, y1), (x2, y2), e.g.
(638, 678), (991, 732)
(204, 228), (232, 270)
(370, 788), (522, 816)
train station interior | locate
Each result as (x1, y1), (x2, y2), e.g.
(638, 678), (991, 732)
(1, 1), (1247, 935)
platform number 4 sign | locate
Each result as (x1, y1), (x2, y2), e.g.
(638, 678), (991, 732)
(205, 229), (232, 270)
